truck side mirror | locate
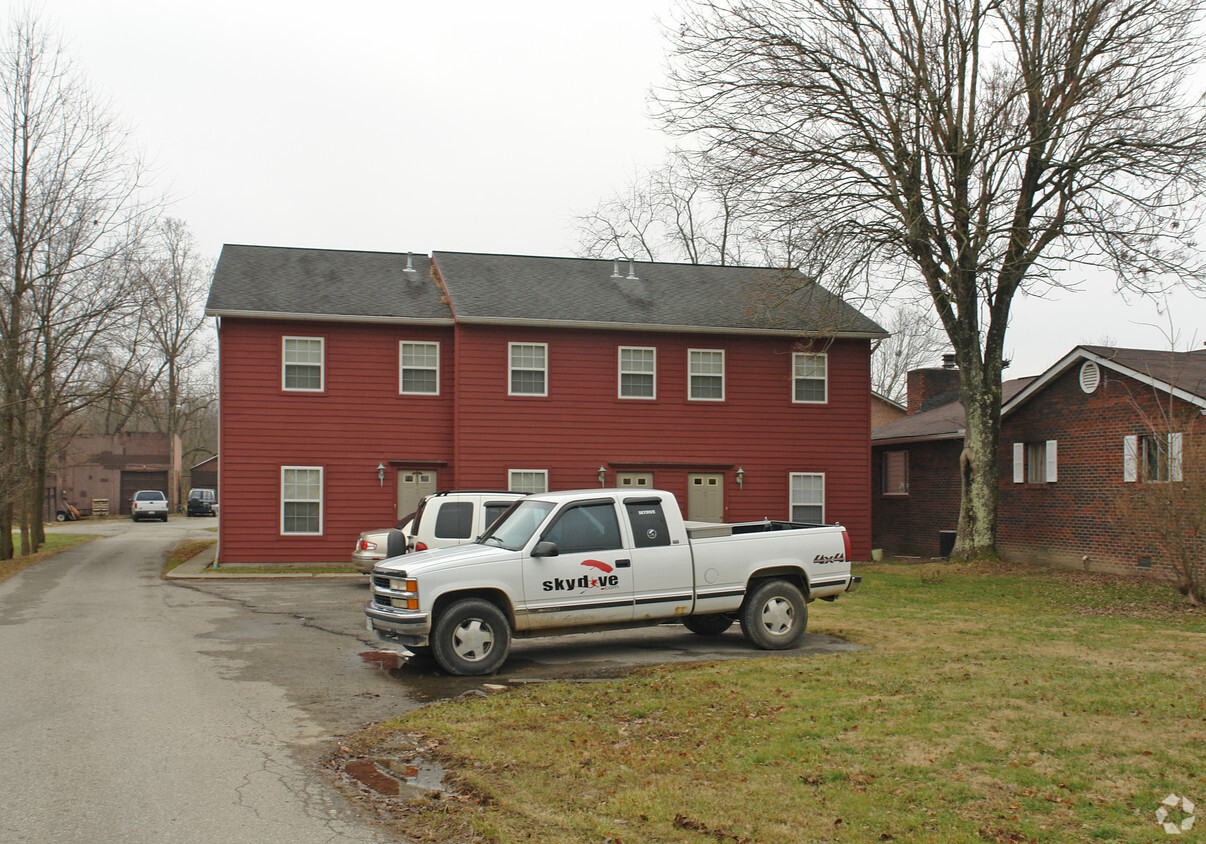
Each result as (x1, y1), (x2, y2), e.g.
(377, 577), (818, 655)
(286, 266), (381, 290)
(531, 540), (559, 558)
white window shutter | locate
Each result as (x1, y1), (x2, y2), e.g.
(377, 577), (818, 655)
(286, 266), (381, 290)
(1045, 440), (1058, 483)
(1123, 436), (1138, 482)
(1170, 432), (1183, 482)
(1013, 443), (1024, 483)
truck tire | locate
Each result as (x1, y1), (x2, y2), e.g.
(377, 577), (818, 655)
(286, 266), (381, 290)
(683, 614), (734, 636)
(740, 580), (807, 650)
(430, 598), (511, 676)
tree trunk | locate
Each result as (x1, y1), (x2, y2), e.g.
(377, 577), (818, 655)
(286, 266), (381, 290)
(953, 360), (1003, 559)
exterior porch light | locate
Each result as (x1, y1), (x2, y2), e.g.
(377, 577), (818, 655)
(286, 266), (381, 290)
(598, 465), (607, 486)
(736, 467), (744, 488)
(377, 463), (386, 486)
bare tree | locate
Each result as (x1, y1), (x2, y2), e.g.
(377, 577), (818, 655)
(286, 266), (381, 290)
(134, 217), (214, 510)
(0, 10), (153, 557)
(660, 0), (1206, 557)
(871, 303), (948, 403)
(576, 150), (786, 266)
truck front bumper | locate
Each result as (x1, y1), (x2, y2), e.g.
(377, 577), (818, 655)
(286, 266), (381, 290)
(364, 601), (430, 648)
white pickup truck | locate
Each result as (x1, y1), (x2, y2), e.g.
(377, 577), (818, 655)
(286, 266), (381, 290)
(365, 488), (860, 675)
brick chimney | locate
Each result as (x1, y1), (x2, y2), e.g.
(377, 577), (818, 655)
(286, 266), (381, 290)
(906, 355), (961, 414)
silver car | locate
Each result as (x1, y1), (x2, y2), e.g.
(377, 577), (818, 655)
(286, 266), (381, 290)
(352, 491), (524, 574)
(352, 516), (413, 574)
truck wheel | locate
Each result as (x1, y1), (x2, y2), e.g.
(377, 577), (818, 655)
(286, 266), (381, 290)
(740, 580), (807, 650)
(431, 599), (511, 676)
(683, 614), (733, 636)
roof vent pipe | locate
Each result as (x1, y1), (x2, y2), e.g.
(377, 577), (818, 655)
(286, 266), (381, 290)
(626, 258), (638, 281)
(404, 252), (417, 274)
(611, 258), (622, 279)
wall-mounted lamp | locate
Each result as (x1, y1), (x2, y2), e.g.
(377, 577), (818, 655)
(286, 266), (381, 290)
(376, 463), (386, 486)
(598, 465), (607, 486)
(736, 467), (744, 488)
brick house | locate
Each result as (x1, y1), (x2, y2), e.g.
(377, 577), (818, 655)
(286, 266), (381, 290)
(205, 246), (887, 565)
(872, 346), (1206, 574)
(871, 392), (906, 428)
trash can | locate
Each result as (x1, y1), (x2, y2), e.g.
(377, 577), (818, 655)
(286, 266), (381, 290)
(938, 530), (957, 557)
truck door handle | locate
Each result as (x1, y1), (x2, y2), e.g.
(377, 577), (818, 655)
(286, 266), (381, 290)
(615, 559), (631, 568)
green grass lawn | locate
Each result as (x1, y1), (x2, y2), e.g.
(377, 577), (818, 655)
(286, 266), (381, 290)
(346, 561), (1205, 843)
(1, 531), (98, 584)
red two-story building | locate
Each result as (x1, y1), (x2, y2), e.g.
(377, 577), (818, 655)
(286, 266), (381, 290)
(205, 247), (887, 564)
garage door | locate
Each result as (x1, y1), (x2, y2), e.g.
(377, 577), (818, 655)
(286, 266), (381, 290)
(119, 471), (168, 515)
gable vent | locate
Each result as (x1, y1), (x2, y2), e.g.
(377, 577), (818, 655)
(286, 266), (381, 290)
(1079, 360), (1101, 394)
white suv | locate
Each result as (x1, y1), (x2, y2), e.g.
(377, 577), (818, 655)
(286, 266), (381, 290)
(352, 491), (523, 574)
(131, 490), (169, 522)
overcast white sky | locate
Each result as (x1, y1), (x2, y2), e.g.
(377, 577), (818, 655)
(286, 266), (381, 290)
(24, 0), (1206, 378)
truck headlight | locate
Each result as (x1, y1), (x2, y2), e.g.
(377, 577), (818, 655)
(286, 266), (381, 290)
(389, 578), (419, 610)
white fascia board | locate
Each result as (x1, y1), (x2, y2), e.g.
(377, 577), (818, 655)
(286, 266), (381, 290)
(454, 315), (889, 339)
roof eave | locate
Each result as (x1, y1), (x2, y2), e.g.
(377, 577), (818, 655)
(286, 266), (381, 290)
(1003, 345), (1206, 414)
(453, 314), (889, 338)
(872, 431), (966, 446)
(205, 308), (455, 327)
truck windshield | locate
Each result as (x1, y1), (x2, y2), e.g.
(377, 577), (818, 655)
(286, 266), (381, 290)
(479, 500), (556, 550)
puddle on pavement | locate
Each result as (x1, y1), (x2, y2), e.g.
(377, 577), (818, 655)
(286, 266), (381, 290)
(343, 757), (449, 799)
(359, 650), (404, 671)
(359, 650), (518, 702)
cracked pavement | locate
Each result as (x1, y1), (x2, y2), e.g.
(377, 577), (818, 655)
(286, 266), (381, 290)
(0, 520), (407, 843)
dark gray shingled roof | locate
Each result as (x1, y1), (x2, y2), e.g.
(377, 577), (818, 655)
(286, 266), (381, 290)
(872, 377), (1036, 443)
(1074, 345), (1206, 402)
(1004, 345), (1206, 411)
(431, 251), (886, 335)
(206, 246), (887, 337)
(874, 344), (1206, 445)
(206, 245), (451, 322)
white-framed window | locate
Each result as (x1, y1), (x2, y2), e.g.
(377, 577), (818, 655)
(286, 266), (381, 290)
(882, 451), (908, 496)
(789, 473), (825, 523)
(618, 346), (656, 399)
(281, 466), (323, 535)
(1124, 433), (1183, 483)
(1012, 441), (1058, 484)
(282, 337), (324, 391)
(508, 469), (548, 494)
(399, 341), (440, 395)
(689, 349), (724, 401)
(509, 343), (547, 396)
(792, 353), (828, 403)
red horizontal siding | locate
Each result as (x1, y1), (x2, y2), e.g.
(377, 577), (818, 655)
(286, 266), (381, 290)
(451, 325), (872, 558)
(218, 318), (873, 563)
(218, 319), (454, 563)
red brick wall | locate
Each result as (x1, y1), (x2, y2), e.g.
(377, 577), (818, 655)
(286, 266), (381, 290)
(997, 362), (1200, 576)
(871, 439), (962, 557)
(907, 368), (961, 413)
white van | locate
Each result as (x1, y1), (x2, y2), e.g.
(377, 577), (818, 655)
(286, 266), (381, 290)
(352, 491), (523, 574)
